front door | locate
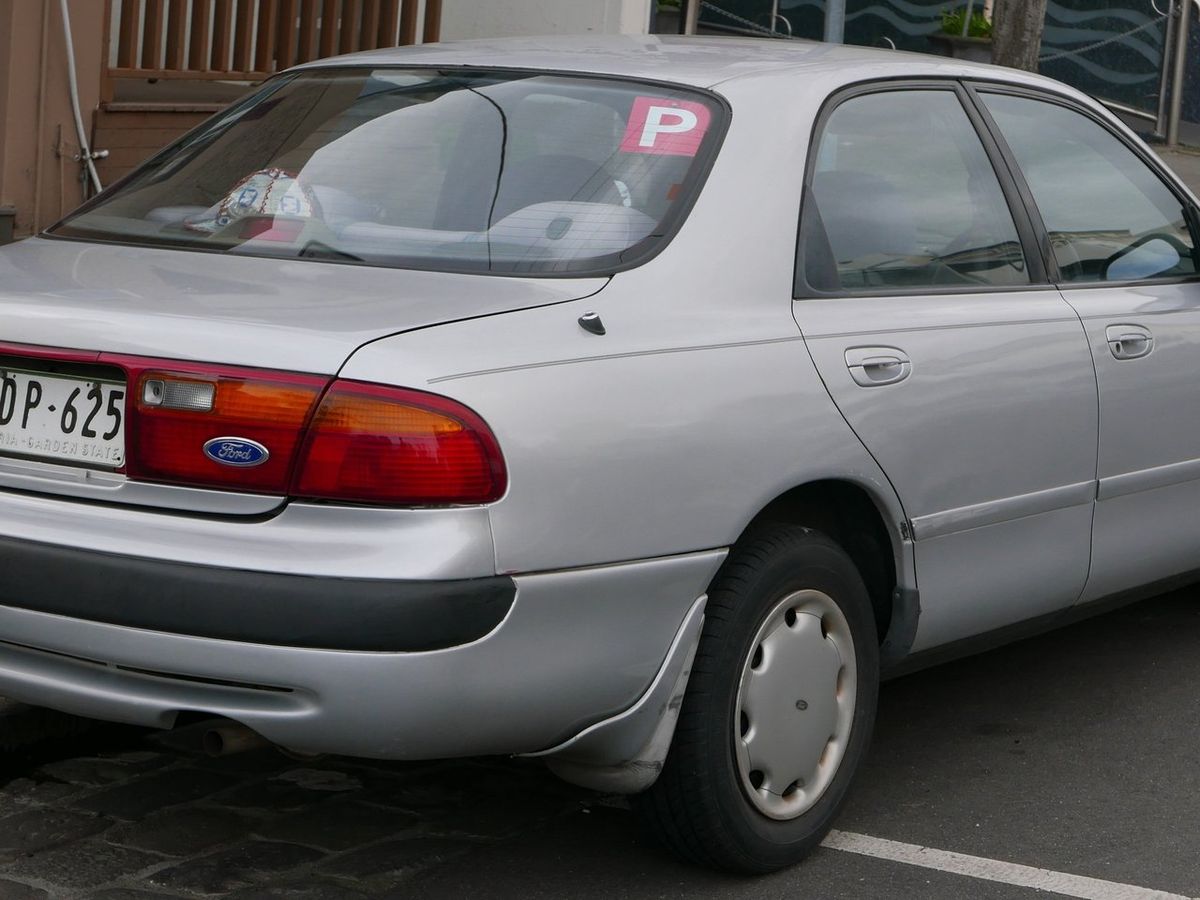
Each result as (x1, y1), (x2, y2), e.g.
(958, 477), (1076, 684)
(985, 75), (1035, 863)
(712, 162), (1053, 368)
(792, 83), (1099, 652)
(977, 88), (1200, 603)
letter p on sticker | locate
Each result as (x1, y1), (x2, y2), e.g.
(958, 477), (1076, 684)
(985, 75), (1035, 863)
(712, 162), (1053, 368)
(621, 97), (712, 157)
(640, 106), (698, 146)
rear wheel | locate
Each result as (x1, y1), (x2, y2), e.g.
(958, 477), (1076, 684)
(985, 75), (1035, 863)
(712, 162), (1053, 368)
(635, 526), (880, 873)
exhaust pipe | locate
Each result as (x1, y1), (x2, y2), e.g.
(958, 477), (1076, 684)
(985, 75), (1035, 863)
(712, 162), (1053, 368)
(202, 722), (270, 757)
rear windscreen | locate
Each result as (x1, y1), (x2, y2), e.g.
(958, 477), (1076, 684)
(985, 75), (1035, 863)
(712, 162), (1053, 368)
(50, 68), (725, 276)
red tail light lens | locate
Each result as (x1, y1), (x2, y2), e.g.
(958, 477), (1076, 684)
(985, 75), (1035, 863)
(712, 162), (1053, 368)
(292, 382), (507, 505)
(127, 368), (326, 493)
(0, 343), (506, 507)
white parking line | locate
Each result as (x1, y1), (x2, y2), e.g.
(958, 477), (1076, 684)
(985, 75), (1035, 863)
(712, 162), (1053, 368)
(821, 830), (1196, 900)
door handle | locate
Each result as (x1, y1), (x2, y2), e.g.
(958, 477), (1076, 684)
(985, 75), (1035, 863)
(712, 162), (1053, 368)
(845, 347), (912, 387)
(1105, 324), (1154, 360)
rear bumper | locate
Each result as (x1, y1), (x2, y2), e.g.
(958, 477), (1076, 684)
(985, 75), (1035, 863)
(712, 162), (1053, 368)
(0, 535), (514, 652)
(0, 488), (726, 760)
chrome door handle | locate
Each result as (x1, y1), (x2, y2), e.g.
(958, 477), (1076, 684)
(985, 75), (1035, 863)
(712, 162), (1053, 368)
(845, 346), (912, 387)
(1106, 324), (1154, 360)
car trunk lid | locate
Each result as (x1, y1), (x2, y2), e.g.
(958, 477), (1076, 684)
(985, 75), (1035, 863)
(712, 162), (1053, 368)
(0, 238), (604, 513)
(0, 238), (606, 374)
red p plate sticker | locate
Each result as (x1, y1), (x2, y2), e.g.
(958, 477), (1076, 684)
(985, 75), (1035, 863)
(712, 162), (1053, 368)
(621, 97), (712, 157)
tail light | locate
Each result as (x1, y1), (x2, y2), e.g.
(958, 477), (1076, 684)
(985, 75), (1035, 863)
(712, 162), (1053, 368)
(293, 382), (507, 505)
(129, 367), (326, 494)
(0, 343), (507, 506)
(117, 359), (505, 505)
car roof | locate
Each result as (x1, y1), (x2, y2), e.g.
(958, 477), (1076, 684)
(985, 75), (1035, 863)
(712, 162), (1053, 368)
(294, 33), (1079, 97)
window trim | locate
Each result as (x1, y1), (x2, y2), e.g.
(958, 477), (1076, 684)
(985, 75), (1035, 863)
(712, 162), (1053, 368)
(41, 66), (733, 281)
(793, 78), (1050, 301)
(963, 80), (1200, 291)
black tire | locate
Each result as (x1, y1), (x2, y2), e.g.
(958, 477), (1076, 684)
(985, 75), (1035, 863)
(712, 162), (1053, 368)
(634, 525), (880, 873)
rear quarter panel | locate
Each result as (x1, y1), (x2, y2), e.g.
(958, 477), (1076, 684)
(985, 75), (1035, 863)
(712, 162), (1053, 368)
(341, 75), (910, 578)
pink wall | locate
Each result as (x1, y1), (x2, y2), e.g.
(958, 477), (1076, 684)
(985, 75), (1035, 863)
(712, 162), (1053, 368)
(0, 0), (106, 238)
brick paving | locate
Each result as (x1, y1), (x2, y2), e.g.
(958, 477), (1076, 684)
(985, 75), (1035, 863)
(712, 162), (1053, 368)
(0, 713), (593, 898)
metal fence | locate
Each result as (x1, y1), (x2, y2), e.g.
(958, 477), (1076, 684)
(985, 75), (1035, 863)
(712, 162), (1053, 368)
(1038, 1), (1170, 121)
(694, 0), (1194, 140)
(1187, 21), (1200, 125)
(697, 0), (956, 49)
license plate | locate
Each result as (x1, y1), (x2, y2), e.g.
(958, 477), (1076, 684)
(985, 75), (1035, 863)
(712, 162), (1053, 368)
(0, 368), (126, 468)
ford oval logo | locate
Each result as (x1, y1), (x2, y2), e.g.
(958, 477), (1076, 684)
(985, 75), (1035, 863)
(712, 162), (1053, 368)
(203, 437), (270, 468)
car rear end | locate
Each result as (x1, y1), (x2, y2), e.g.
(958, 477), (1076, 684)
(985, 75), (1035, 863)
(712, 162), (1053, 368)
(0, 60), (728, 764)
(0, 305), (515, 757)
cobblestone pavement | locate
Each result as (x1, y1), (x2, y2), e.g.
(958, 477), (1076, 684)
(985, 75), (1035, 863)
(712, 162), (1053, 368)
(1, 588), (1198, 899)
(0, 717), (599, 898)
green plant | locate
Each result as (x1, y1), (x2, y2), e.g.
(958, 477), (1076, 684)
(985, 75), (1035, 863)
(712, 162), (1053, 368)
(941, 6), (993, 38)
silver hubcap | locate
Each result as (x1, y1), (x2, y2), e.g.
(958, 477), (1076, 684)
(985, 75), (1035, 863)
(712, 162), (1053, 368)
(734, 589), (857, 820)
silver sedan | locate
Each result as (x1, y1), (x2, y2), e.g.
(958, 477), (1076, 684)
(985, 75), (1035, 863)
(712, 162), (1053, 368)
(0, 35), (1195, 873)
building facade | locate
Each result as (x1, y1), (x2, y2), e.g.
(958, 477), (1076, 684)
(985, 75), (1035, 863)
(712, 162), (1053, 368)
(0, 0), (1192, 242)
(0, 0), (654, 241)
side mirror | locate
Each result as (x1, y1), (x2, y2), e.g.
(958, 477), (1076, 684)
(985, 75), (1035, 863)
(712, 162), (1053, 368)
(1103, 235), (1184, 282)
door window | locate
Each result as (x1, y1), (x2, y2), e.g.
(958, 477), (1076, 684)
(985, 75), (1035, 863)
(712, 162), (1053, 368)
(981, 93), (1197, 284)
(801, 89), (1029, 293)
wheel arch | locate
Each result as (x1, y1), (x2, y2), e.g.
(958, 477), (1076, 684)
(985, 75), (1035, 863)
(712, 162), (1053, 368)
(733, 479), (914, 655)
(538, 478), (917, 796)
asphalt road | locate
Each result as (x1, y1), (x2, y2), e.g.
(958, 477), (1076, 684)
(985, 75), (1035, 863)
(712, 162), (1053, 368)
(405, 587), (1200, 900)
(1, 586), (1196, 898)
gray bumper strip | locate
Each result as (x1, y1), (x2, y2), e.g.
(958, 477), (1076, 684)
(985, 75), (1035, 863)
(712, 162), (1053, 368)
(0, 535), (515, 652)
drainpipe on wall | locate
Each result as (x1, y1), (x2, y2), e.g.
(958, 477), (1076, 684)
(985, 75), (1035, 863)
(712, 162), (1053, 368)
(57, 0), (103, 196)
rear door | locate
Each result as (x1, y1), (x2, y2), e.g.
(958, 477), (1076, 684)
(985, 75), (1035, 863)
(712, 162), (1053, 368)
(975, 87), (1200, 603)
(792, 82), (1098, 652)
